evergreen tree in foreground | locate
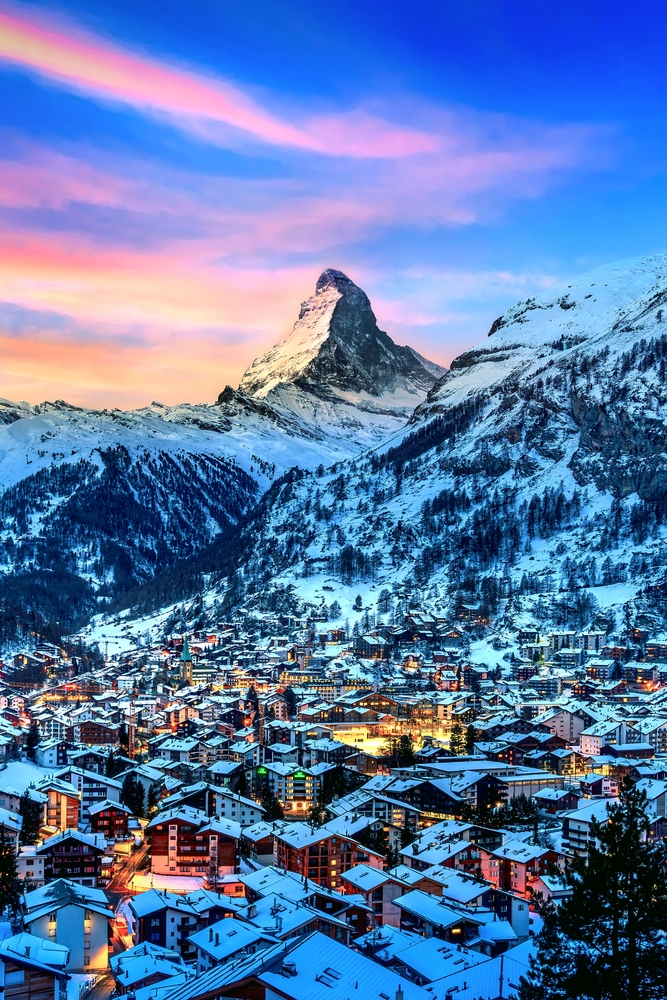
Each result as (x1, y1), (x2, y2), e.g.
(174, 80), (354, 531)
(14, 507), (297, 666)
(520, 782), (667, 1000)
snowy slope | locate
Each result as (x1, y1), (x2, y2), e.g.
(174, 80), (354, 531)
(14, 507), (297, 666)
(206, 253), (667, 633)
(0, 269), (445, 641)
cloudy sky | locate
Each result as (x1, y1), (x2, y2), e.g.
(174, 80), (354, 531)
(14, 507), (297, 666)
(0, 0), (665, 406)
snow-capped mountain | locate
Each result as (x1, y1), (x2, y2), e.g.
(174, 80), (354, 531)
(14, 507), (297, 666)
(0, 270), (444, 642)
(240, 268), (443, 407)
(199, 253), (667, 634)
(221, 268), (445, 451)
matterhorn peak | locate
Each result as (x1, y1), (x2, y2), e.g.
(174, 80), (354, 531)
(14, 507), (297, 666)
(315, 268), (356, 295)
(238, 268), (445, 402)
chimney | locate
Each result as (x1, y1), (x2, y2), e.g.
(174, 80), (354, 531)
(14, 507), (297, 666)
(396, 989), (404, 1000)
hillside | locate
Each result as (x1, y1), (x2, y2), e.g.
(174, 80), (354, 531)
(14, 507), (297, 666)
(0, 271), (444, 644)
(191, 253), (667, 637)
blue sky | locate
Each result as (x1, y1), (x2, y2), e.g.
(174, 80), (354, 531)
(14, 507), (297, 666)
(0, 0), (665, 406)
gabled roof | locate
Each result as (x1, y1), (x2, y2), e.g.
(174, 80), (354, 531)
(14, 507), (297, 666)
(258, 931), (430, 1000)
(36, 829), (105, 854)
(54, 766), (123, 789)
(394, 890), (484, 931)
(88, 798), (133, 816)
(151, 939), (290, 1000)
(0, 933), (69, 979)
(110, 941), (187, 988)
(393, 935), (488, 982)
(0, 806), (22, 835)
(189, 917), (278, 961)
(22, 879), (113, 922)
(128, 888), (200, 920)
(146, 805), (208, 830)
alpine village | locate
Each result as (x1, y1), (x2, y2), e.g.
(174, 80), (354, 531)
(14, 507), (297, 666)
(2, 262), (667, 1000)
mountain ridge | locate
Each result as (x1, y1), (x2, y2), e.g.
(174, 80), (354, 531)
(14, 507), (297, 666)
(141, 252), (667, 644)
(0, 269), (445, 646)
(239, 268), (444, 406)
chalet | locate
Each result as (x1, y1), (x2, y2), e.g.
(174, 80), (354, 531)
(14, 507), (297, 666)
(578, 629), (609, 652)
(159, 782), (265, 827)
(146, 806), (241, 876)
(260, 764), (316, 815)
(532, 788), (580, 814)
(153, 737), (207, 766)
(354, 635), (392, 660)
(562, 798), (617, 855)
(623, 662), (658, 685)
(88, 800), (133, 840)
(390, 778), (463, 821)
(110, 941), (191, 995)
(129, 890), (201, 962)
(0, 932), (69, 1000)
(480, 841), (562, 898)
(128, 889), (242, 961)
(21, 879), (114, 972)
(579, 720), (625, 755)
(172, 931), (427, 1000)
(52, 767), (121, 820)
(77, 720), (121, 746)
(634, 778), (667, 818)
(241, 820), (292, 866)
(273, 823), (384, 890)
(339, 864), (409, 927)
(628, 718), (667, 752)
(189, 918), (278, 975)
(17, 846), (46, 887)
(241, 865), (370, 938)
(393, 889), (491, 948)
(0, 806), (22, 849)
(36, 830), (105, 887)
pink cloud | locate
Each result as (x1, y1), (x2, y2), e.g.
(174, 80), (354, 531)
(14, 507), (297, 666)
(0, 5), (436, 158)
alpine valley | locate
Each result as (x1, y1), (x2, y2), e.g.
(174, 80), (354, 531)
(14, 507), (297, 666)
(4, 255), (667, 650)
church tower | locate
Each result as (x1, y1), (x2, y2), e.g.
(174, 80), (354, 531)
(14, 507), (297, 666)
(179, 634), (193, 685)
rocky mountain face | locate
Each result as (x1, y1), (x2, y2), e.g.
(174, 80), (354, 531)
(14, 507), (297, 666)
(202, 254), (667, 635)
(0, 271), (444, 644)
(217, 269), (446, 456)
(239, 268), (443, 406)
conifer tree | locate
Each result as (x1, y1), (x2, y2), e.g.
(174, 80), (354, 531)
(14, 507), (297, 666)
(25, 722), (40, 762)
(0, 832), (19, 912)
(120, 771), (144, 817)
(283, 687), (298, 719)
(465, 724), (478, 755)
(396, 733), (415, 765)
(449, 721), (466, 755)
(520, 782), (667, 1000)
(260, 781), (284, 821)
(236, 768), (248, 797)
(147, 783), (160, 816)
(308, 800), (326, 828)
(19, 793), (42, 846)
